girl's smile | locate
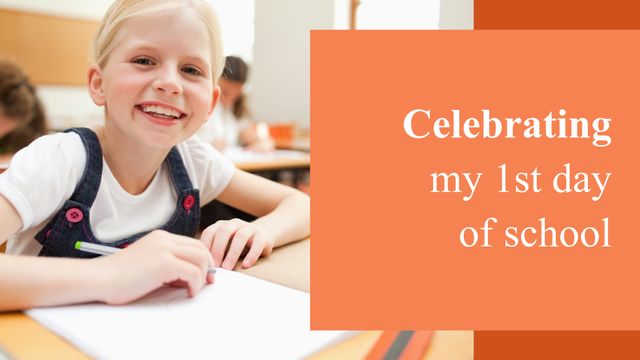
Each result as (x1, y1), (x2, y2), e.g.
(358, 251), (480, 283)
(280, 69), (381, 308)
(136, 102), (187, 127)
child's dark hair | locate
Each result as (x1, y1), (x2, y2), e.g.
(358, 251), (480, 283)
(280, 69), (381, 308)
(222, 56), (250, 120)
(0, 58), (48, 154)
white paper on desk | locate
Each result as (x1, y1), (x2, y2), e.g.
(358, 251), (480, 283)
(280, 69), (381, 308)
(27, 269), (348, 360)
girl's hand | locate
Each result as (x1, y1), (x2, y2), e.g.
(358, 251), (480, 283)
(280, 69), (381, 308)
(96, 230), (215, 305)
(200, 219), (274, 270)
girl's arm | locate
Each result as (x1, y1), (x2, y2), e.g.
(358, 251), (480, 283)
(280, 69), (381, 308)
(1, 195), (215, 311)
(0, 232), (214, 311)
(0, 193), (22, 245)
(0, 253), (117, 311)
(201, 170), (310, 269)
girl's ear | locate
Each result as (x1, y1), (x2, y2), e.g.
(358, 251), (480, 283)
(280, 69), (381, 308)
(208, 85), (221, 115)
(87, 65), (106, 106)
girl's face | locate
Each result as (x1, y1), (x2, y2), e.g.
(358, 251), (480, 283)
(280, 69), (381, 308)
(89, 9), (219, 149)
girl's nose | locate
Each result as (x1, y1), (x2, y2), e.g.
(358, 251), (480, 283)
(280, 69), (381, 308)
(153, 66), (182, 95)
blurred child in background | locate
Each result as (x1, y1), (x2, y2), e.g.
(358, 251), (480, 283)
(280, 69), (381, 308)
(198, 55), (273, 152)
(0, 58), (48, 164)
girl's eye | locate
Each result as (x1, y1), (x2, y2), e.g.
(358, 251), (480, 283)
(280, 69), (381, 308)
(182, 66), (202, 76)
(133, 57), (154, 65)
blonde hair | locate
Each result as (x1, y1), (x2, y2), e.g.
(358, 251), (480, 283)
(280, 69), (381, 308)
(93, 0), (224, 84)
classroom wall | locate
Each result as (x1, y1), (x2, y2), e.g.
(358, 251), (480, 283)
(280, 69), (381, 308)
(2, 0), (471, 131)
(0, 0), (108, 20)
(439, 0), (474, 29)
(2, 0), (335, 131)
(251, 0), (336, 129)
(0, 1), (107, 129)
(333, 0), (351, 30)
(37, 86), (104, 130)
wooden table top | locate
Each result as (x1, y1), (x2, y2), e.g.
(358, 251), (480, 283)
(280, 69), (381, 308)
(0, 239), (309, 359)
(234, 156), (310, 172)
(0, 239), (473, 359)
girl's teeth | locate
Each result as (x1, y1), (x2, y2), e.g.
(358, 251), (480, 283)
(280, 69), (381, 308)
(141, 105), (181, 118)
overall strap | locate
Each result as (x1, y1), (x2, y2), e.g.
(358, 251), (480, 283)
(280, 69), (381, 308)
(64, 128), (103, 206)
(165, 147), (195, 191)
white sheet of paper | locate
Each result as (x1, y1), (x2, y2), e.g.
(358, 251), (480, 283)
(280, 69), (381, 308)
(27, 269), (348, 360)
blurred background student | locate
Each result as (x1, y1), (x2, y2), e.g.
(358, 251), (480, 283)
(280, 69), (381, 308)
(198, 55), (274, 152)
(199, 56), (275, 229)
(0, 58), (48, 165)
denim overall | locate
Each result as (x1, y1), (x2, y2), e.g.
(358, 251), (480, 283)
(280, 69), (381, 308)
(35, 128), (200, 258)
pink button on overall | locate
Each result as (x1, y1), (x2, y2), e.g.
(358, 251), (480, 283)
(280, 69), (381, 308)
(65, 208), (83, 223)
(183, 195), (195, 214)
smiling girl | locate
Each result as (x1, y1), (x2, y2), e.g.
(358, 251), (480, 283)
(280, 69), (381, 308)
(0, 0), (310, 310)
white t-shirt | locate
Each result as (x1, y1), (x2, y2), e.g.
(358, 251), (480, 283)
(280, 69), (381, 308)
(197, 104), (250, 147)
(0, 131), (235, 256)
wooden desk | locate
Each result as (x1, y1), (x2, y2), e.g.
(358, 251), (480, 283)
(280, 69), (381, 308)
(0, 239), (310, 359)
(0, 240), (473, 359)
(234, 237), (309, 292)
(275, 136), (311, 152)
(228, 148), (310, 173)
(229, 149), (310, 188)
(235, 157), (310, 173)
